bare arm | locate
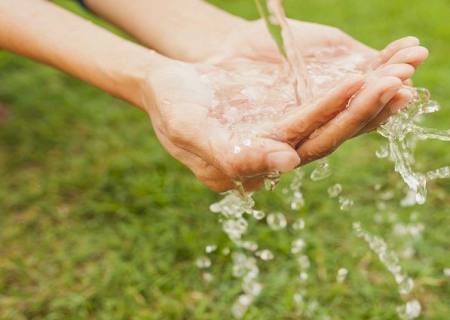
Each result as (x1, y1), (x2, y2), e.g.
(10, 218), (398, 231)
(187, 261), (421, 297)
(0, 0), (168, 107)
(84, 0), (246, 62)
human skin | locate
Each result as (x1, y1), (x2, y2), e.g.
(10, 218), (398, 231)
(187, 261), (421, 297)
(85, 0), (428, 190)
(0, 0), (428, 191)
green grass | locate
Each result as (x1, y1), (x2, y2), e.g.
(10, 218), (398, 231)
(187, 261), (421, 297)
(0, 0), (449, 319)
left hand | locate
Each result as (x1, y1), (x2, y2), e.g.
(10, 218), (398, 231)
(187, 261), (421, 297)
(206, 19), (429, 136)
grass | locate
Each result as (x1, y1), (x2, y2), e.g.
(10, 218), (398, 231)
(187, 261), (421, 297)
(0, 0), (449, 319)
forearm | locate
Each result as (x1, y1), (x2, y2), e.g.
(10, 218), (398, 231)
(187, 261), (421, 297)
(0, 0), (165, 107)
(84, 0), (247, 62)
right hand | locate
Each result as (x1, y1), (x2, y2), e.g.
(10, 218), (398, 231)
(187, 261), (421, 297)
(138, 58), (377, 192)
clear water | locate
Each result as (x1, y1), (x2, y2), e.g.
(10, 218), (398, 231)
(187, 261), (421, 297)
(196, 0), (449, 318)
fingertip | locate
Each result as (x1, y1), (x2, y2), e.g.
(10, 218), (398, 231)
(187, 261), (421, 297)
(415, 46), (429, 64)
(393, 88), (414, 111)
(266, 149), (301, 173)
(404, 36), (420, 46)
(378, 76), (402, 104)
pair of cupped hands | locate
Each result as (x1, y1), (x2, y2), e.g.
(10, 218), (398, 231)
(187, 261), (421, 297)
(140, 20), (428, 192)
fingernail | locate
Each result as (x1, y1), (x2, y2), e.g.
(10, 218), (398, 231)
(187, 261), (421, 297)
(380, 87), (399, 104)
(267, 151), (300, 172)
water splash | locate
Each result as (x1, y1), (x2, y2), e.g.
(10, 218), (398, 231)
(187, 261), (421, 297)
(396, 299), (422, 320)
(310, 159), (332, 181)
(327, 183), (343, 198)
(353, 222), (420, 318)
(378, 87), (450, 205)
(197, 0), (449, 318)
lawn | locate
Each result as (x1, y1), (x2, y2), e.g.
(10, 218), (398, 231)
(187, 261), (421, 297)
(0, 0), (448, 319)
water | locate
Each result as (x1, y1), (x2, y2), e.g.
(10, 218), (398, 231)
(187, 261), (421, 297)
(352, 222), (415, 296)
(266, 212), (287, 230)
(396, 299), (422, 320)
(377, 87), (450, 205)
(196, 0), (449, 318)
(256, 0), (311, 104)
(327, 183), (342, 198)
(310, 159), (332, 181)
(336, 268), (349, 283)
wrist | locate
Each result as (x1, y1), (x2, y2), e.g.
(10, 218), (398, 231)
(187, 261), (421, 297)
(112, 45), (165, 108)
(189, 18), (251, 62)
(85, 0), (249, 62)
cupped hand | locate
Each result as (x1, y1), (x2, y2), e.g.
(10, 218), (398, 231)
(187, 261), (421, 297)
(139, 20), (428, 192)
(140, 58), (361, 192)
(212, 19), (428, 131)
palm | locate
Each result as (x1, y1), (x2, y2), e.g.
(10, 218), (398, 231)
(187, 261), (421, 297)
(144, 59), (360, 191)
(142, 20), (428, 192)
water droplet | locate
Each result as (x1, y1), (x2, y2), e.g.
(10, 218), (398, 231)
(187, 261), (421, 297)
(336, 268), (348, 283)
(251, 210), (265, 220)
(233, 146), (241, 154)
(255, 249), (274, 261)
(238, 240), (258, 252)
(297, 255), (310, 269)
(242, 280), (263, 296)
(310, 159), (332, 181)
(426, 166), (450, 180)
(299, 272), (308, 281)
(264, 171), (281, 191)
(290, 191), (305, 210)
(379, 190), (395, 200)
(202, 272), (214, 283)
(205, 244), (217, 254)
(338, 196), (354, 210)
(443, 268), (450, 277)
(196, 256), (211, 269)
(327, 183), (342, 198)
(291, 238), (306, 254)
(396, 299), (421, 320)
(292, 218), (305, 230)
(266, 212), (287, 230)
(242, 139), (252, 146)
(375, 144), (389, 158)
(398, 277), (414, 295)
(293, 293), (304, 306)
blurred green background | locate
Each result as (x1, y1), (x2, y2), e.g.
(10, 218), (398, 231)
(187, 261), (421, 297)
(0, 0), (449, 319)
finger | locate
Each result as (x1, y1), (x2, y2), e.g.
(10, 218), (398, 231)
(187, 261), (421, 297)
(271, 75), (364, 144)
(356, 88), (413, 135)
(373, 36), (420, 68)
(155, 125), (235, 192)
(297, 76), (402, 164)
(219, 138), (300, 179)
(404, 79), (413, 86)
(374, 63), (415, 81)
(387, 46), (429, 67)
(242, 177), (264, 192)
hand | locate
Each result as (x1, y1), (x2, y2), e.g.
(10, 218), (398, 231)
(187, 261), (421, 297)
(138, 20), (429, 192)
(140, 58), (367, 191)
(210, 19), (429, 137)
(145, 23), (431, 192)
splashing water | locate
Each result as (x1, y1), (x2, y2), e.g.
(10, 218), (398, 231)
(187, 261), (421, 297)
(378, 87), (450, 205)
(353, 222), (420, 319)
(197, 0), (449, 318)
